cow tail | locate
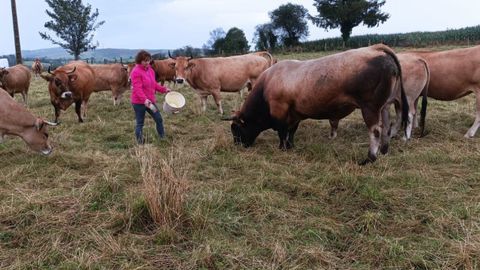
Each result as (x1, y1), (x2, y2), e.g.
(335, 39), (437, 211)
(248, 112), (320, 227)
(419, 58), (429, 137)
(379, 46), (409, 133)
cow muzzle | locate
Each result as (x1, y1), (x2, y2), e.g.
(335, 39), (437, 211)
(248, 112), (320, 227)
(61, 91), (73, 99)
(176, 78), (184, 84)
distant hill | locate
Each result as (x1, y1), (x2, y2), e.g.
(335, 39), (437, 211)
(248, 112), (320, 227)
(21, 47), (169, 61)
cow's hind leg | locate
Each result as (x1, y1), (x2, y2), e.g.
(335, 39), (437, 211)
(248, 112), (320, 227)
(380, 106), (391, 155)
(211, 90), (223, 115)
(359, 107), (382, 165)
(465, 90), (480, 138)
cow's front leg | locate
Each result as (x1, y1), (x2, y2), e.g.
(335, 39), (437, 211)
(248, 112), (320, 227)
(200, 95), (207, 112)
(329, 119), (339, 139)
(286, 123), (300, 149)
(75, 100), (84, 123)
(53, 105), (61, 123)
(81, 99), (89, 119)
(277, 128), (288, 150)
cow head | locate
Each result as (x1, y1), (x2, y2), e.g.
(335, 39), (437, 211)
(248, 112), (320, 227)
(169, 52), (194, 84)
(41, 66), (77, 109)
(223, 113), (263, 147)
(126, 63), (135, 85)
(22, 118), (58, 155)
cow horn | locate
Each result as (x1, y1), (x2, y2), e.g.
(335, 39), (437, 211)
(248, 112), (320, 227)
(168, 51), (176, 60)
(188, 53), (194, 60)
(66, 66), (76, 74)
(48, 66), (53, 74)
(43, 120), (59, 126)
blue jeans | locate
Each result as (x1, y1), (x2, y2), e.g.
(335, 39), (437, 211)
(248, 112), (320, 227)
(132, 103), (165, 143)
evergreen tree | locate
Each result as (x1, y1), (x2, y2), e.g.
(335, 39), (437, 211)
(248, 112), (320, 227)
(39, 0), (105, 60)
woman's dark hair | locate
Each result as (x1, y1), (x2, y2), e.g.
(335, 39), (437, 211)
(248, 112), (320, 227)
(135, 50), (152, 64)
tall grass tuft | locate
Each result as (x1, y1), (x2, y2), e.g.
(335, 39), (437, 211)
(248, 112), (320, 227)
(134, 145), (188, 229)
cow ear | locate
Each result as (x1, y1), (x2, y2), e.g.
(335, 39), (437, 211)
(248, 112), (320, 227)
(40, 74), (53, 82)
(34, 118), (44, 131)
(69, 74), (78, 82)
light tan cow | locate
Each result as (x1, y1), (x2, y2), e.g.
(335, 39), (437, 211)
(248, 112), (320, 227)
(90, 63), (130, 105)
(0, 88), (57, 155)
(0, 64), (31, 105)
(32, 59), (43, 78)
(170, 53), (272, 114)
(406, 45), (480, 138)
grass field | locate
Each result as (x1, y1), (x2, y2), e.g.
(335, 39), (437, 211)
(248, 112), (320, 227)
(1, 48), (480, 269)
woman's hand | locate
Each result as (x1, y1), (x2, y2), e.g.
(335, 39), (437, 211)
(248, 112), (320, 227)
(144, 99), (152, 107)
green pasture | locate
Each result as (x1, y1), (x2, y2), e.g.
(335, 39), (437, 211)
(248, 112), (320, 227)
(0, 49), (479, 269)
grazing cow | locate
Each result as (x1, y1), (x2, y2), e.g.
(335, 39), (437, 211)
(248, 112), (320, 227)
(405, 45), (480, 138)
(151, 58), (177, 86)
(32, 58), (43, 78)
(0, 88), (57, 155)
(223, 44), (408, 165)
(90, 63), (130, 105)
(170, 53), (272, 114)
(0, 64), (31, 105)
(329, 53), (429, 141)
(40, 61), (95, 123)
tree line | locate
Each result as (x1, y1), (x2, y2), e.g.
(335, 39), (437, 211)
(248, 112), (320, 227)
(6, 0), (480, 62)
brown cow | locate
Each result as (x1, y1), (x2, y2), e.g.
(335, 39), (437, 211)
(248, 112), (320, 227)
(90, 63), (129, 105)
(329, 53), (429, 141)
(0, 64), (31, 105)
(32, 58), (43, 78)
(223, 44), (408, 165)
(0, 88), (57, 155)
(170, 53), (272, 114)
(406, 45), (480, 138)
(40, 61), (95, 123)
(151, 58), (177, 86)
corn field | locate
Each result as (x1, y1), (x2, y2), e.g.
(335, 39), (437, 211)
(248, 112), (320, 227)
(301, 25), (480, 51)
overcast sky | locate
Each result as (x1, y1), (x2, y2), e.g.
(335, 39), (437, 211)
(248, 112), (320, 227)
(1, 0), (480, 55)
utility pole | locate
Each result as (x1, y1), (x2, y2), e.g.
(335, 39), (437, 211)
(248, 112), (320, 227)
(11, 0), (22, 64)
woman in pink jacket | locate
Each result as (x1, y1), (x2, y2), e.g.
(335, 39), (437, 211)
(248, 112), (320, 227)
(130, 50), (170, 144)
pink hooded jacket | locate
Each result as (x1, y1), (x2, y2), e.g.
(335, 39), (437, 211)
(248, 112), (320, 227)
(130, 64), (168, 104)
